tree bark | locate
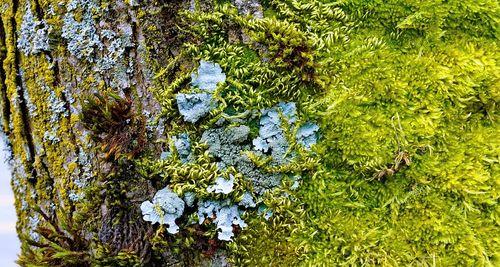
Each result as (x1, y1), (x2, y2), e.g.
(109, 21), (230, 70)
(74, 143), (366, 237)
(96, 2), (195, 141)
(2, 0), (498, 266)
(1, 0), (209, 265)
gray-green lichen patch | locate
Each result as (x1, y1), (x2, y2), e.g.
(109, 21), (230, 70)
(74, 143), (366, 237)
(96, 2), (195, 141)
(201, 125), (281, 195)
(17, 3), (50, 56)
(62, 0), (102, 61)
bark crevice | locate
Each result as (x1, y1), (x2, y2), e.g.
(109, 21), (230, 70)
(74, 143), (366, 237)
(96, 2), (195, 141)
(0, 16), (12, 136)
(11, 0), (38, 182)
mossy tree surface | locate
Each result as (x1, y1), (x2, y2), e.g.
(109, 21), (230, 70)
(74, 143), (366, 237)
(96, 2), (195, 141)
(0, 0), (498, 266)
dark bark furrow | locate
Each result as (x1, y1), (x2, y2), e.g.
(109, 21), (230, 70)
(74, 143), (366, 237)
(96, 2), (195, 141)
(11, 0), (38, 182)
(0, 16), (12, 136)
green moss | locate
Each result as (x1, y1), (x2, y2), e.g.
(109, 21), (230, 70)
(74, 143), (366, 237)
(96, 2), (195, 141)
(146, 0), (498, 265)
(2, 0), (498, 265)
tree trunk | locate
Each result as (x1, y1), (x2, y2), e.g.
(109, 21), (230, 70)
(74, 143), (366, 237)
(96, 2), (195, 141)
(1, 0), (213, 265)
(1, 0), (498, 266)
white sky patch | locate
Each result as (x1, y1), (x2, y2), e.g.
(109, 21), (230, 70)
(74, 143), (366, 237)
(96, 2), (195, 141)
(0, 222), (16, 234)
(0, 141), (19, 266)
(0, 195), (15, 207)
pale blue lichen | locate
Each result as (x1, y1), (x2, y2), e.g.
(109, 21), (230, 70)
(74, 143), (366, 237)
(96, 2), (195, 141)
(43, 129), (61, 144)
(207, 175), (235, 194)
(183, 192), (196, 207)
(28, 214), (40, 242)
(173, 133), (193, 163)
(95, 30), (131, 72)
(160, 151), (171, 160)
(197, 200), (221, 224)
(189, 0), (196, 12)
(276, 102), (297, 123)
(290, 175), (301, 190)
(47, 89), (68, 123)
(197, 200), (247, 241)
(214, 205), (247, 241)
(232, 0), (264, 18)
(24, 88), (37, 117)
(140, 187), (185, 234)
(62, 0), (102, 61)
(73, 176), (87, 188)
(239, 191), (256, 208)
(17, 3), (50, 55)
(77, 149), (93, 182)
(68, 190), (84, 202)
(191, 60), (226, 92)
(128, 0), (140, 7)
(296, 122), (319, 149)
(176, 60), (225, 122)
(101, 29), (116, 39)
(176, 93), (215, 123)
(253, 102), (297, 164)
(252, 136), (269, 152)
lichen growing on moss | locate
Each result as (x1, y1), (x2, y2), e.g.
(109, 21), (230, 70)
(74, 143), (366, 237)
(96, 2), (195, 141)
(141, 186), (185, 234)
(191, 60), (226, 92)
(2, 0), (497, 265)
(197, 200), (247, 241)
(296, 122), (319, 150)
(176, 93), (215, 123)
(175, 60), (226, 123)
(200, 125), (282, 194)
(173, 133), (193, 163)
(207, 175), (235, 194)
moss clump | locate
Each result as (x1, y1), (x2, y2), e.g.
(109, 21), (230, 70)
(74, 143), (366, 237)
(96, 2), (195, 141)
(2, 0), (497, 265)
(81, 92), (146, 161)
(144, 0), (498, 265)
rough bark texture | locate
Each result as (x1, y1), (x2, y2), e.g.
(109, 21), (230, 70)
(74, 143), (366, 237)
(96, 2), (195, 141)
(1, 0), (203, 265)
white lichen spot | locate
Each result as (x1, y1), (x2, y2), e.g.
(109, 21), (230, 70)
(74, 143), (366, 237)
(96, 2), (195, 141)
(197, 200), (246, 241)
(141, 187), (185, 234)
(191, 60), (226, 92)
(17, 3), (50, 55)
(62, 0), (102, 61)
(207, 175), (235, 194)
